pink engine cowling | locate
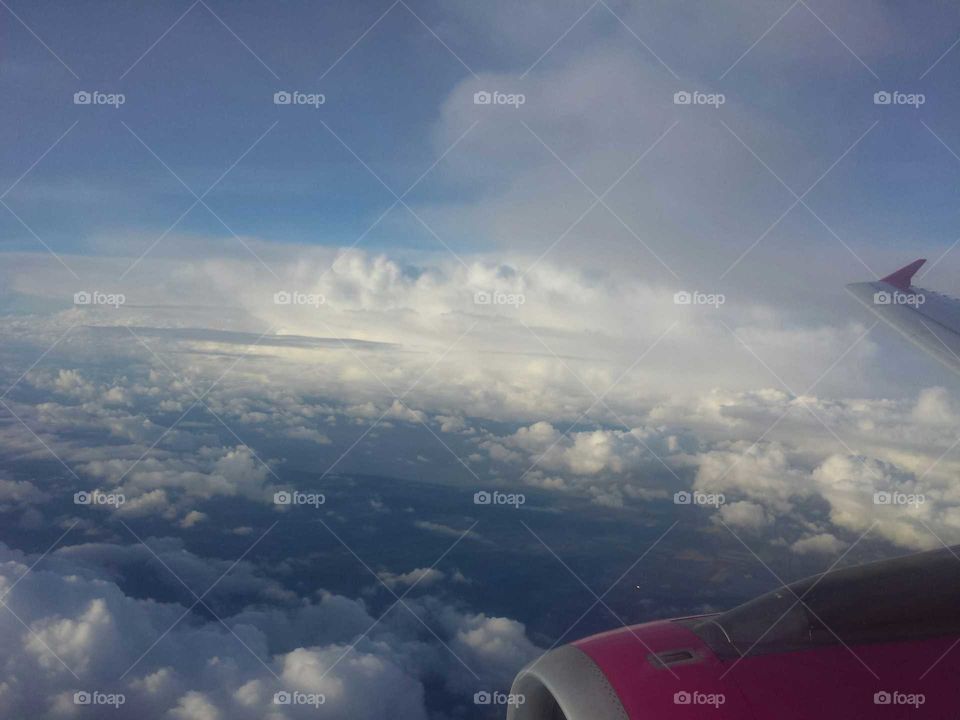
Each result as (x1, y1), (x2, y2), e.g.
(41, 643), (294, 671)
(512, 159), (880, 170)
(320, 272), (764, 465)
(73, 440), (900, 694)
(506, 545), (960, 719)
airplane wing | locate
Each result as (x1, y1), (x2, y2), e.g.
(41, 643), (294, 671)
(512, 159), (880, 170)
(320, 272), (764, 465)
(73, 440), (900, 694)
(506, 545), (960, 719)
(847, 258), (960, 374)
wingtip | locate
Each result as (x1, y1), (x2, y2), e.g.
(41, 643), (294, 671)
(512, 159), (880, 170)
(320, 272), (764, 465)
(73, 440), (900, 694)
(880, 258), (926, 291)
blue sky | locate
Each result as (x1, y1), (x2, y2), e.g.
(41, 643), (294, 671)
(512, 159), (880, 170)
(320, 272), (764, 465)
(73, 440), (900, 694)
(6, 0), (960, 271)
(3, 0), (473, 248)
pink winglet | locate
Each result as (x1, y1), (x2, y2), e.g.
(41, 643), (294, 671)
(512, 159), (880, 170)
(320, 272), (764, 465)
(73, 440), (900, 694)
(880, 258), (926, 290)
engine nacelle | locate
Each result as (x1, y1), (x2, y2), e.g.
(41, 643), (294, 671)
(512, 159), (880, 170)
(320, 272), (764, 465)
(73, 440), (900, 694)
(507, 617), (747, 720)
(508, 545), (960, 719)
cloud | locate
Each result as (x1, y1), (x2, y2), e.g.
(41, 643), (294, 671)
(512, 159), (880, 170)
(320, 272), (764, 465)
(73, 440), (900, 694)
(6, 269), (960, 552)
(791, 533), (846, 555)
(167, 691), (223, 720)
(0, 477), (46, 505)
(179, 511), (207, 529)
(277, 646), (427, 720)
(912, 387), (957, 425)
(717, 500), (772, 531)
(488, 422), (681, 482)
(413, 522), (488, 545)
(810, 454), (940, 550)
(0, 542), (540, 720)
(694, 441), (809, 514)
(446, 612), (541, 691)
(78, 445), (275, 518)
(376, 567), (446, 591)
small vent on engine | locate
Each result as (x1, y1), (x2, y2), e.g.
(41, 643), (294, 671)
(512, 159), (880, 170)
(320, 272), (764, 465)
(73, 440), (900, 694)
(647, 649), (698, 669)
